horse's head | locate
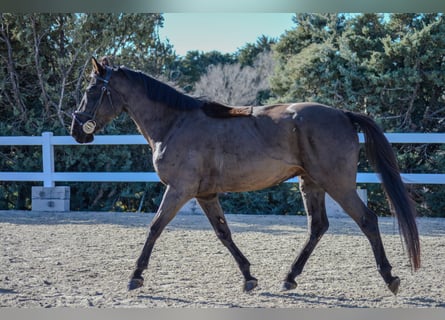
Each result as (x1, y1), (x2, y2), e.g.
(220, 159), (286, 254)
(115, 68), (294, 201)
(71, 57), (125, 143)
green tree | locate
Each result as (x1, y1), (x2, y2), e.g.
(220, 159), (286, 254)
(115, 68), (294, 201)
(274, 13), (346, 60)
(271, 13), (347, 104)
(236, 35), (276, 67)
(368, 14), (445, 131)
(0, 13), (175, 211)
(270, 13), (445, 217)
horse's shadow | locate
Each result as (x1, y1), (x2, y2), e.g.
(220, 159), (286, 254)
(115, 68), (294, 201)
(0, 288), (17, 295)
(260, 291), (445, 308)
(136, 294), (243, 307)
(400, 296), (445, 308)
(135, 290), (444, 308)
(259, 291), (373, 308)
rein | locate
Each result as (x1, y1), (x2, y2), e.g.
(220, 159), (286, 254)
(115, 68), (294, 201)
(73, 67), (114, 134)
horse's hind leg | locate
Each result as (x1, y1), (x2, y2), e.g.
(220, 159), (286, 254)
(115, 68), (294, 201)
(283, 176), (329, 290)
(327, 188), (401, 295)
(197, 194), (258, 292)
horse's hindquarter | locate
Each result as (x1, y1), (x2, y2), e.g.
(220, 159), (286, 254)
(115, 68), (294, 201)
(286, 103), (360, 188)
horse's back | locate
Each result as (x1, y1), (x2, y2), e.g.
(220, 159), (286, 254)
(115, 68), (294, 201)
(253, 102), (358, 148)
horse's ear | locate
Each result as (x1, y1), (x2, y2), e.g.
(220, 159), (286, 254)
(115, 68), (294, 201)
(91, 57), (105, 76)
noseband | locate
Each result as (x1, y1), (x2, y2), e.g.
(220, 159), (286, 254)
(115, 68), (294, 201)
(73, 67), (114, 135)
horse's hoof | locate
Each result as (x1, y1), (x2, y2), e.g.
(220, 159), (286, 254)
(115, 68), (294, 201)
(128, 276), (144, 291)
(243, 279), (258, 292)
(388, 277), (400, 295)
(281, 280), (297, 291)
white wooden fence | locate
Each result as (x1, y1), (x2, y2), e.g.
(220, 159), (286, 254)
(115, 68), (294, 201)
(1, 131), (445, 187)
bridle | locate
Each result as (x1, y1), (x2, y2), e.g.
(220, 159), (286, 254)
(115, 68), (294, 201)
(72, 66), (114, 135)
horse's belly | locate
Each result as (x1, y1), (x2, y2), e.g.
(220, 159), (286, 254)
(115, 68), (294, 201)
(206, 159), (303, 193)
(195, 115), (303, 194)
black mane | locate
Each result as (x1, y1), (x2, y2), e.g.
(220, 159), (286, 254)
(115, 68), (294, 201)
(117, 66), (254, 119)
(119, 67), (208, 111)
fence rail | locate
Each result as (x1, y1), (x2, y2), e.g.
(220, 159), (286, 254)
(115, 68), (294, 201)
(1, 132), (445, 187)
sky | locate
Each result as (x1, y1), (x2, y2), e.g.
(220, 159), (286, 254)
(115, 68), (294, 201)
(158, 13), (296, 56)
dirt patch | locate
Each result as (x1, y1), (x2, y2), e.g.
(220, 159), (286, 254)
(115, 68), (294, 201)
(0, 210), (444, 307)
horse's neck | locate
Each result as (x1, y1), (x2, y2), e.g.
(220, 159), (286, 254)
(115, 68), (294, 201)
(125, 99), (181, 148)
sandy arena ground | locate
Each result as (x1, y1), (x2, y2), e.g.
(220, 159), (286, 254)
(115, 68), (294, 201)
(0, 210), (444, 308)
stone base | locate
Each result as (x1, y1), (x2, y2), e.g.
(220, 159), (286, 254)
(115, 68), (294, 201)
(179, 198), (203, 215)
(32, 186), (70, 212)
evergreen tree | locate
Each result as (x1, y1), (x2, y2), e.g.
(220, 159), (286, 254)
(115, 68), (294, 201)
(0, 13), (174, 211)
(236, 35), (276, 67)
(270, 13), (445, 217)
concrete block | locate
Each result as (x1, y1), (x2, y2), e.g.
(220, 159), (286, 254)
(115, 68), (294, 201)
(32, 186), (70, 212)
(179, 198), (203, 215)
(32, 199), (70, 211)
(32, 186), (70, 200)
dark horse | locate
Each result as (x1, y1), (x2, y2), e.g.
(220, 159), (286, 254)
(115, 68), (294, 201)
(71, 57), (420, 295)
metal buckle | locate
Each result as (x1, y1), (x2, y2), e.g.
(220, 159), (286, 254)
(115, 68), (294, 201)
(82, 120), (97, 134)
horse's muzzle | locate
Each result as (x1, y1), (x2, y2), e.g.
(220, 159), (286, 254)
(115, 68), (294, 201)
(74, 132), (94, 144)
(70, 112), (96, 144)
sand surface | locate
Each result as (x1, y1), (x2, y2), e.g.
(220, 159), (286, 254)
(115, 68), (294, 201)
(0, 210), (444, 308)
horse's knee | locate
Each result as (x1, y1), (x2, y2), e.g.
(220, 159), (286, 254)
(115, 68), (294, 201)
(311, 218), (329, 239)
(359, 210), (379, 233)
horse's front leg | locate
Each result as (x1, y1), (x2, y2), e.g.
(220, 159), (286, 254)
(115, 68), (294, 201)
(128, 185), (190, 290)
(197, 194), (258, 292)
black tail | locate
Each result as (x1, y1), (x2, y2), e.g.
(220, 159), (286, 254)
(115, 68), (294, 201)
(345, 111), (420, 271)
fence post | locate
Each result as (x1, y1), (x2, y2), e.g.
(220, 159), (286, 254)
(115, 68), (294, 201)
(42, 132), (55, 187)
(32, 132), (70, 211)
